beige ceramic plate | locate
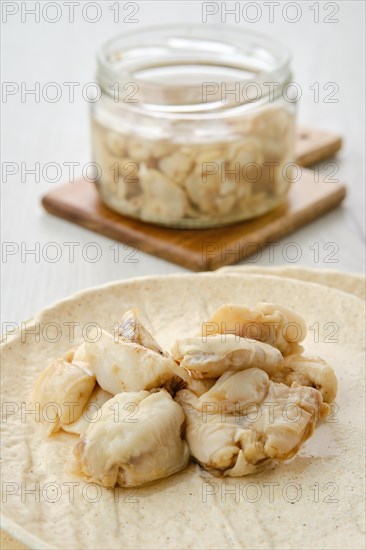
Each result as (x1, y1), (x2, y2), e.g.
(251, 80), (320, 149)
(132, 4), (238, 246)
(217, 266), (365, 300)
(1, 274), (365, 549)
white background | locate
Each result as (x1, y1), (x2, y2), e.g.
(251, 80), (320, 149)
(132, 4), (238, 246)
(1, 0), (365, 325)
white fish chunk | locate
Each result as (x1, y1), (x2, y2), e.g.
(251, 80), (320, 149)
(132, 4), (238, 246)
(32, 357), (96, 435)
(62, 385), (113, 435)
(176, 380), (329, 477)
(271, 354), (338, 403)
(185, 378), (217, 397)
(171, 334), (283, 379)
(117, 308), (163, 354)
(74, 390), (190, 487)
(204, 302), (307, 355)
(197, 368), (270, 413)
(74, 329), (187, 394)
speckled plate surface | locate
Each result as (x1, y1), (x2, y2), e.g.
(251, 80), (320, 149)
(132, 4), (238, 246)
(218, 266), (365, 301)
(1, 273), (365, 549)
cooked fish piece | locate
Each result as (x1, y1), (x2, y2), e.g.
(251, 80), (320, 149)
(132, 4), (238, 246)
(74, 329), (188, 395)
(270, 354), (337, 403)
(32, 357), (96, 435)
(204, 302), (307, 355)
(198, 368), (270, 413)
(171, 334), (283, 379)
(176, 389), (267, 476)
(185, 378), (217, 397)
(118, 308), (163, 354)
(247, 381), (329, 459)
(176, 381), (329, 477)
(62, 385), (113, 435)
(118, 309), (187, 395)
(74, 389), (190, 487)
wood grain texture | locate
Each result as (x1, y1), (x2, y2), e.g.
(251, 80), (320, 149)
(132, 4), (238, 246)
(294, 127), (342, 166)
(42, 171), (346, 271)
(0, 531), (27, 550)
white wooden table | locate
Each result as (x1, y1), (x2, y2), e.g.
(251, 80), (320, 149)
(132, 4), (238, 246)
(2, 0), (365, 326)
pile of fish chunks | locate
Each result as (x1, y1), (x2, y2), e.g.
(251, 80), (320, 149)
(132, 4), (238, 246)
(33, 304), (336, 487)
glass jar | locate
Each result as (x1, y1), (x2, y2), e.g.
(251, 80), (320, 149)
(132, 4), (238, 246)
(91, 25), (296, 228)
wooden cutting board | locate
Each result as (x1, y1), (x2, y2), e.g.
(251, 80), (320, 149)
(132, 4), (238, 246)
(42, 127), (345, 271)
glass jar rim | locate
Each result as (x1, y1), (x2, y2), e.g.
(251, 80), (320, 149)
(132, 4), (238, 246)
(96, 24), (292, 116)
